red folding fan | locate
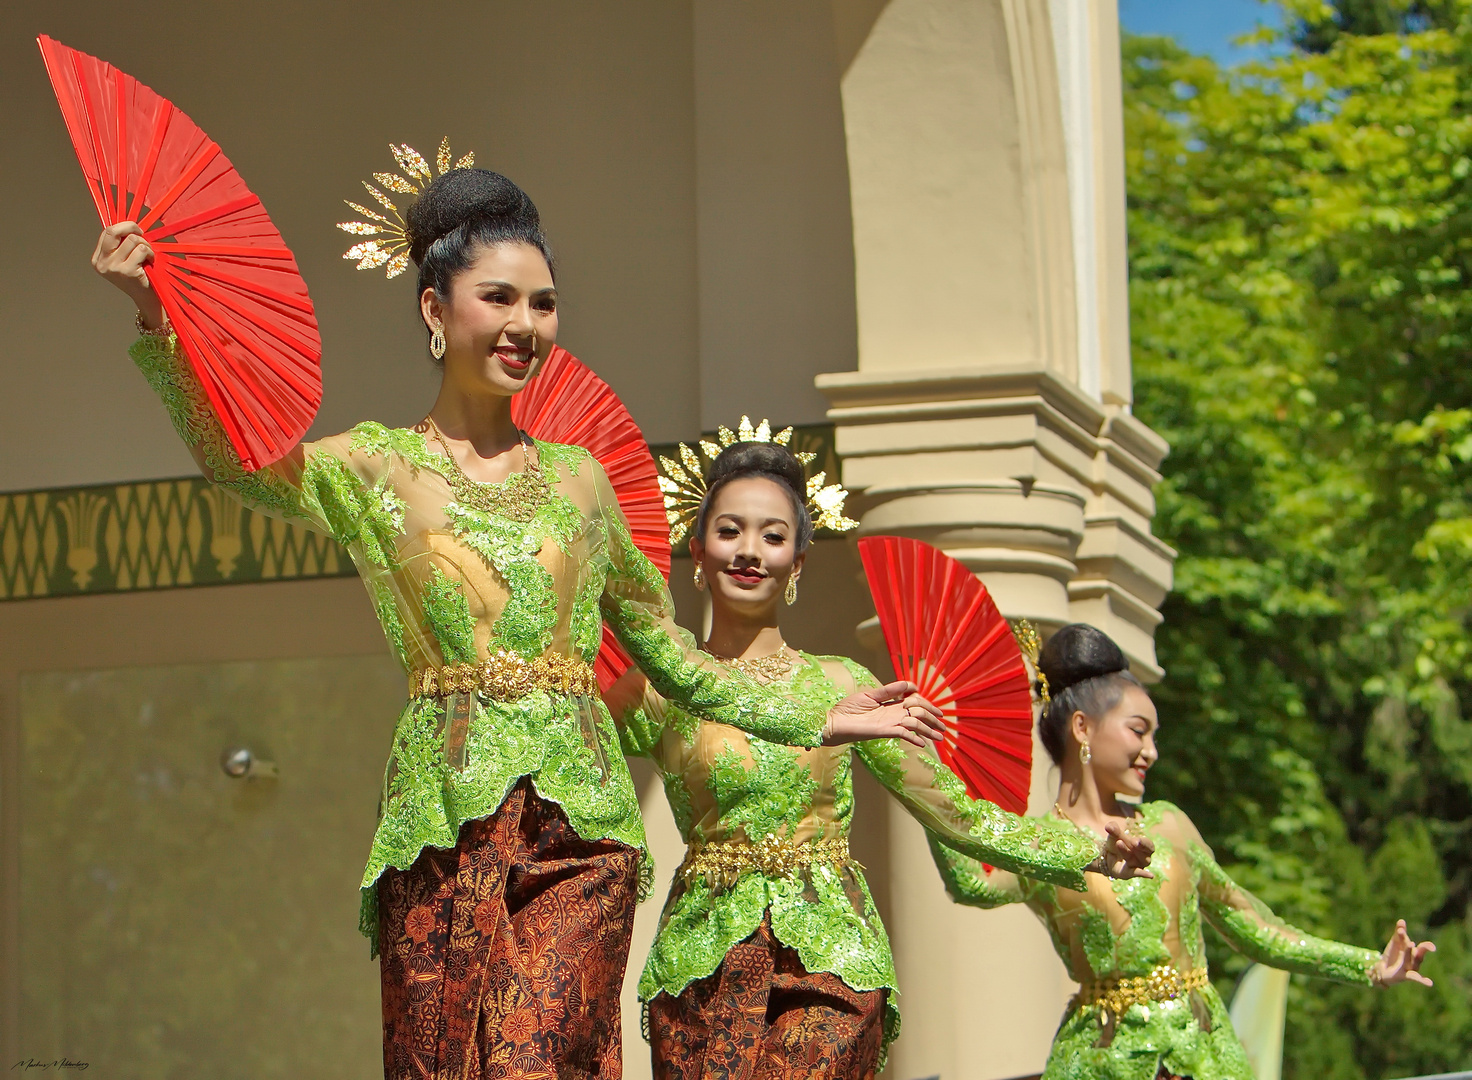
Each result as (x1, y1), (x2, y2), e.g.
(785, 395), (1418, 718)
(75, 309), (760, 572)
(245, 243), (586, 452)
(511, 346), (671, 691)
(857, 535), (1034, 813)
(38, 36), (321, 472)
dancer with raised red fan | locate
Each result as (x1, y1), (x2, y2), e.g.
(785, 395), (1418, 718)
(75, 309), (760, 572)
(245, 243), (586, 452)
(929, 623), (1434, 1080)
(606, 437), (1155, 1078)
(56, 38), (949, 1079)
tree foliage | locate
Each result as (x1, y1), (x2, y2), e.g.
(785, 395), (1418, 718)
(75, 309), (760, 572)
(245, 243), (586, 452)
(1126, 3), (1472, 1075)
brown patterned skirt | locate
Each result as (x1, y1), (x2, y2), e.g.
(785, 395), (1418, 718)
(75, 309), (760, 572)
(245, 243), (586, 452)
(646, 916), (887, 1080)
(377, 777), (640, 1080)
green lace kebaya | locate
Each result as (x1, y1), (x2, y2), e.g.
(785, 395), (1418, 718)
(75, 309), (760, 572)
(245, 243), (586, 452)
(614, 651), (1104, 1056)
(930, 799), (1381, 1080)
(129, 333), (837, 956)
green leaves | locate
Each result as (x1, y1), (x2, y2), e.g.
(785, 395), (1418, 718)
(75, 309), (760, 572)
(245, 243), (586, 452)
(1127, 8), (1472, 1073)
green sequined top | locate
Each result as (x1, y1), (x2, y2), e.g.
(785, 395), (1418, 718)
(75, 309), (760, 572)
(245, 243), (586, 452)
(128, 335), (835, 954)
(614, 651), (1105, 1052)
(930, 800), (1380, 1080)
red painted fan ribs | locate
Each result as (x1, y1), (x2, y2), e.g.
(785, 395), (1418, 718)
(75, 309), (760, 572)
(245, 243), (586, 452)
(511, 347), (671, 692)
(858, 536), (1034, 815)
(38, 35), (321, 472)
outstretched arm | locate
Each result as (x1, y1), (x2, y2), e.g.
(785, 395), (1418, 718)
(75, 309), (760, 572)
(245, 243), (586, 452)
(841, 656), (1150, 890)
(1184, 811), (1426, 986)
(856, 733), (1110, 891)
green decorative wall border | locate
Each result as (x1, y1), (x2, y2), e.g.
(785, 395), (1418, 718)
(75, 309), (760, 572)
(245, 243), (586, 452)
(0, 476), (354, 601)
(0, 424), (840, 601)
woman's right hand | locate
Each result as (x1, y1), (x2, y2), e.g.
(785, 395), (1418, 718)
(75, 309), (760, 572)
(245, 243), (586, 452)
(823, 682), (945, 748)
(92, 223), (165, 329)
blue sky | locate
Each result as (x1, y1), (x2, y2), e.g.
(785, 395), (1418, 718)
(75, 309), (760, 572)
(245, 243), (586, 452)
(1118, 0), (1284, 64)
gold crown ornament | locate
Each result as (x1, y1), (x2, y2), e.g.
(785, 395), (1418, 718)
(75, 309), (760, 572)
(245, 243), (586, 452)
(1011, 619), (1049, 706)
(657, 416), (858, 544)
(337, 138), (475, 278)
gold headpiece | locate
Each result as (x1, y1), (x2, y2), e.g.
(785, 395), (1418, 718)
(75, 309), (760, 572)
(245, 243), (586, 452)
(1011, 619), (1049, 705)
(657, 416), (858, 544)
(337, 138), (476, 279)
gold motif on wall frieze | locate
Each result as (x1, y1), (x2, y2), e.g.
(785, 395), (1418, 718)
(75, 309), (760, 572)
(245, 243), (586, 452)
(0, 478), (353, 601)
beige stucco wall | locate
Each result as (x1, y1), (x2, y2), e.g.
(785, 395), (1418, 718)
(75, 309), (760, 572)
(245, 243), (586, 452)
(693, 2), (858, 430)
(2, 0), (864, 493)
(5, 1), (701, 487)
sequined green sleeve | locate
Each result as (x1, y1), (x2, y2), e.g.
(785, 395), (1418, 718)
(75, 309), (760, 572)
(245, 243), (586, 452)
(831, 655), (1096, 888)
(594, 471), (828, 748)
(1192, 839), (1378, 985)
(926, 833), (1026, 908)
(606, 669), (670, 758)
(855, 736), (1097, 890)
(128, 333), (309, 522)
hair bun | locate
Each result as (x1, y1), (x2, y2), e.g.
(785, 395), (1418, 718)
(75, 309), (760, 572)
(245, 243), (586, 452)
(1036, 623), (1129, 697)
(707, 441), (806, 497)
(405, 168), (541, 265)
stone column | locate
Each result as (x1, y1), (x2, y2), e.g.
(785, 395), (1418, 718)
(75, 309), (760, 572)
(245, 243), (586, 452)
(820, 1), (1173, 1076)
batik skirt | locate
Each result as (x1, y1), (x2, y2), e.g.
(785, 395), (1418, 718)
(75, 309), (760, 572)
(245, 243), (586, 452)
(377, 776), (640, 1079)
(646, 915), (887, 1080)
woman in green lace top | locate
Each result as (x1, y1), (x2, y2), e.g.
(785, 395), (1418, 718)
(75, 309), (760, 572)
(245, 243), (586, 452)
(930, 623), (1435, 1080)
(606, 442), (1155, 1079)
(90, 167), (945, 1080)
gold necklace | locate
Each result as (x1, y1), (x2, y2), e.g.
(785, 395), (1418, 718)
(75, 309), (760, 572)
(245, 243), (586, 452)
(1052, 803), (1145, 839)
(424, 417), (551, 522)
(704, 644), (799, 682)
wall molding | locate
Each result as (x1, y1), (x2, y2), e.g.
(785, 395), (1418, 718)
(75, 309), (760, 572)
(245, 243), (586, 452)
(0, 426), (839, 602)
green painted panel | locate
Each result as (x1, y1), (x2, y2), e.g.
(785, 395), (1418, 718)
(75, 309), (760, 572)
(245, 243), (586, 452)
(20, 655), (403, 1078)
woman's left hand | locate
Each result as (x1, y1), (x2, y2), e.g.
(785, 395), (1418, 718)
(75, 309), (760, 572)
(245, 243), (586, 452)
(1372, 919), (1435, 987)
(1097, 821), (1155, 879)
(823, 683), (945, 747)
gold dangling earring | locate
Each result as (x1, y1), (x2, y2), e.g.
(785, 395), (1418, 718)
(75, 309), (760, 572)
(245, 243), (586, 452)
(693, 564), (706, 591)
(785, 574), (798, 606)
(1079, 741), (1092, 766)
(429, 322), (446, 360)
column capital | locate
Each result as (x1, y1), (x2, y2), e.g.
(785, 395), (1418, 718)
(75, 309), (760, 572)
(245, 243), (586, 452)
(818, 362), (1174, 677)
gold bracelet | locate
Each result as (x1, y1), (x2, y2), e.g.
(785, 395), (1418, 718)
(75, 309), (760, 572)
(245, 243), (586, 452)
(135, 309), (171, 338)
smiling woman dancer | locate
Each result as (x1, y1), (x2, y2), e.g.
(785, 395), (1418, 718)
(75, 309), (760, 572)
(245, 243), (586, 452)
(89, 166), (944, 1079)
(605, 439), (1154, 1080)
(930, 623), (1435, 1080)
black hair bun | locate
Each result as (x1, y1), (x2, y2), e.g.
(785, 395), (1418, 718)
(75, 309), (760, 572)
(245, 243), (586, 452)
(707, 442), (806, 499)
(1037, 623), (1129, 697)
(405, 168), (540, 265)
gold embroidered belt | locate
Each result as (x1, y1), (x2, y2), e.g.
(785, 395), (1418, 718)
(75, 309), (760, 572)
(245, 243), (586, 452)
(408, 651), (599, 700)
(680, 833), (853, 883)
(1074, 964), (1210, 1020)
